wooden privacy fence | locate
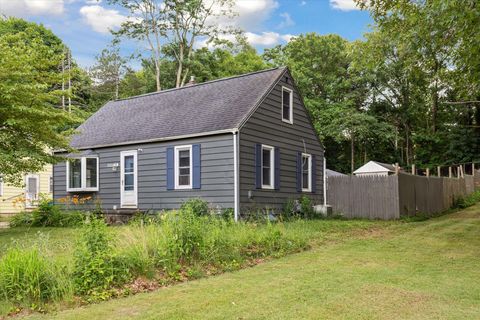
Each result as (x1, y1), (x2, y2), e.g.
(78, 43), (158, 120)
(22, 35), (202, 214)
(327, 172), (480, 220)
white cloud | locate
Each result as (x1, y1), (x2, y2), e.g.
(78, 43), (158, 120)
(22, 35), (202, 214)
(85, 0), (101, 4)
(196, 31), (293, 49)
(300, 1), (307, 6)
(245, 31), (293, 46)
(79, 5), (127, 33)
(0, 0), (64, 16)
(210, 0), (279, 31)
(330, 0), (360, 11)
(277, 12), (294, 29)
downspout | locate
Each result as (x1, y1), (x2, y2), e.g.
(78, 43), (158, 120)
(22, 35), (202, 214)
(233, 130), (239, 222)
(323, 156), (327, 206)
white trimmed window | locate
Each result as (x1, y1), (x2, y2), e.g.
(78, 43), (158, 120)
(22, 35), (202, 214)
(49, 176), (53, 194)
(282, 86), (293, 124)
(301, 153), (312, 192)
(66, 157), (99, 192)
(25, 174), (40, 208)
(262, 145), (275, 189)
(175, 145), (192, 189)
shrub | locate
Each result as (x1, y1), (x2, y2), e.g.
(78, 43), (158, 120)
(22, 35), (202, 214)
(0, 247), (70, 305)
(180, 198), (210, 216)
(9, 211), (34, 227)
(281, 199), (301, 220)
(9, 201), (85, 228)
(299, 195), (315, 219)
(160, 208), (206, 264)
(33, 201), (84, 227)
(453, 189), (480, 209)
(220, 208), (235, 221)
(73, 216), (130, 301)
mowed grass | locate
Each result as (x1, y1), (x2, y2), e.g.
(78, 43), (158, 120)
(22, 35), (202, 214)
(13, 205), (480, 319)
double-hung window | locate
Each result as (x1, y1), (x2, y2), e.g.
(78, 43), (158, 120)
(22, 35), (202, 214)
(175, 145), (192, 189)
(301, 153), (312, 192)
(261, 145), (275, 189)
(25, 174), (39, 208)
(67, 157), (99, 192)
(282, 87), (293, 124)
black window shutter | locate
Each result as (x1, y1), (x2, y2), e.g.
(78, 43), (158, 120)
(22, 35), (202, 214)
(274, 147), (280, 190)
(296, 151), (302, 192)
(255, 144), (262, 189)
(312, 154), (317, 193)
(192, 144), (201, 189)
(166, 147), (174, 190)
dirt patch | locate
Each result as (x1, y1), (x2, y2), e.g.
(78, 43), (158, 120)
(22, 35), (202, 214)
(347, 226), (394, 241)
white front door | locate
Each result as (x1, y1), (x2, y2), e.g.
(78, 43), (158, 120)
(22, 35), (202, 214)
(120, 150), (137, 208)
(25, 174), (39, 208)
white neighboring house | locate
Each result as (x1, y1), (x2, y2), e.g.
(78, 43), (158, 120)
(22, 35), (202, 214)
(353, 161), (396, 176)
(325, 169), (346, 177)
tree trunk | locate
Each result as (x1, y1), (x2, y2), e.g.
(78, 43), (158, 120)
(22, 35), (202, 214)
(176, 44), (184, 88)
(155, 59), (161, 91)
(405, 126), (411, 166)
(431, 59), (439, 133)
(351, 133), (355, 174)
(432, 88), (438, 133)
(115, 75), (119, 100)
(176, 61), (183, 88)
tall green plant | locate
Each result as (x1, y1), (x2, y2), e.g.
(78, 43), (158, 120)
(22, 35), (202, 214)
(73, 216), (130, 301)
(0, 247), (70, 305)
(0, 18), (78, 185)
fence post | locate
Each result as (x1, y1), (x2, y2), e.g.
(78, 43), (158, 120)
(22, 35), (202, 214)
(457, 166), (461, 178)
(426, 168), (430, 177)
(460, 165), (464, 178)
(473, 163), (475, 177)
(412, 164), (416, 175)
(395, 163), (399, 175)
(437, 166), (441, 177)
(449, 167), (452, 178)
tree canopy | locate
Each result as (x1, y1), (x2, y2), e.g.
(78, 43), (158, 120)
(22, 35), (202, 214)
(3, 0), (480, 179)
(0, 18), (78, 184)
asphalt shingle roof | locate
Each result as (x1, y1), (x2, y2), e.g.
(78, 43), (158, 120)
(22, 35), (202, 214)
(374, 161), (396, 172)
(71, 67), (287, 149)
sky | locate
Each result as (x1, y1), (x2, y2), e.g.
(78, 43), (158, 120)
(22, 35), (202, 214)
(0, 0), (373, 68)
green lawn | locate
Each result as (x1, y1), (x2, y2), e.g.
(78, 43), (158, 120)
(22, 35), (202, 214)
(13, 205), (480, 319)
(0, 227), (77, 261)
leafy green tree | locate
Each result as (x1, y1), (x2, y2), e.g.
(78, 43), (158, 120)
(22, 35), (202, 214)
(109, 0), (165, 91)
(264, 33), (393, 173)
(89, 43), (129, 111)
(0, 24), (77, 184)
(162, 0), (237, 87)
(355, 0), (480, 167)
(118, 40), (269, 97)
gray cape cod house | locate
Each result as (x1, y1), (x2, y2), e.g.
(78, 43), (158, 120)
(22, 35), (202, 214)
(53, 67), (324, 219)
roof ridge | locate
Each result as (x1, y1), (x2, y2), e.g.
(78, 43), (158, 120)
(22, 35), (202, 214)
(114, 66), (286, 103)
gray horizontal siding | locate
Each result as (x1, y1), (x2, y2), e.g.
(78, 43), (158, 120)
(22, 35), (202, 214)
(239, 70), (324, 213)
(53, 134), (234, 211)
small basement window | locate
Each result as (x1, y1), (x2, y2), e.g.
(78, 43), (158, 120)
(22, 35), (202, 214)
(67, 157), (99, 192)
(262, 145), (275, 189)
(175, 145), (192, 189)
(301, 153), (312, 192)
(282, 86), (293, 124)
